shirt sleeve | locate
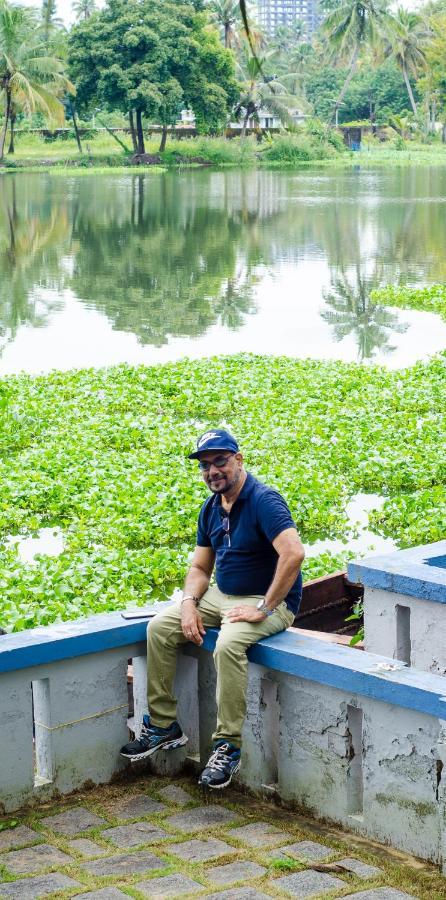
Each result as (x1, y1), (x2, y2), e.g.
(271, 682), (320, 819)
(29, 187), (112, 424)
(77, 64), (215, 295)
(256, 490), (296, 544)
(196, 502), (212, 547)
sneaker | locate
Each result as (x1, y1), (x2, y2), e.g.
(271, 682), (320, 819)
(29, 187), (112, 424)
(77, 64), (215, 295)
(198, 741), (241, 789)
(120, 715), (188, 761)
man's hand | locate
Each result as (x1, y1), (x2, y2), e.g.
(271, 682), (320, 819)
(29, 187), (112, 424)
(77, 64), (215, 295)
(226, 604), (269, 623)
(181, 600), (206, 645)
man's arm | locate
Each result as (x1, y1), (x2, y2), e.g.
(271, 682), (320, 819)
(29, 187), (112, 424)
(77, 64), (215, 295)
(227, 527), (304, 623)
(264, 527), (305, 610)
(181, 545), (215, 645)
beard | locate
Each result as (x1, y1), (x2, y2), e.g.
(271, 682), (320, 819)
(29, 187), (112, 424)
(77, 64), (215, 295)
(206, 468), (241, 495)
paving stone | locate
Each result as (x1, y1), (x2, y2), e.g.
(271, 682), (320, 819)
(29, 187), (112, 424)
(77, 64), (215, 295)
(342, 891), (417, 900)
(204, 891), (274, 900)
(2, 843), (73, 875)
(337, 858), (383, 879)
(227, 822), (292, 848)
(80, 849), (166, 877)
(157, 785), (193, 806)
(68, 838), (109, 857)
(102, 822), (169, 848)
(0, 826), (42, 853)
(165, 805), (238, 833)
(40, 806), (107, 835)
(274, 870), (346, 897)
(280, 841), (335, 862)
(74, 890), (131, 899)
(168, 838), (237, 862)
(135, 873), (204, 896)
(207, 861), (267, 885)
(0, 873), (81, 898)
(108, 794), (166, 820)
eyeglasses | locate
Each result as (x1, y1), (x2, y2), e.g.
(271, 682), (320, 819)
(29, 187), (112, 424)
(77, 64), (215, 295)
(198, 454), (233, 472)
(221, 515), (231, 547)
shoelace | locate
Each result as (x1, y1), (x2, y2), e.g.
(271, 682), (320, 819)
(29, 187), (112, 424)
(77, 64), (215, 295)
(140, 718), (162, 740)
(206, 743), (234, 772)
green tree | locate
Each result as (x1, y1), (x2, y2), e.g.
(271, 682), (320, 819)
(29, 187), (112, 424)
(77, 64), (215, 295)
(0, 0), (72, 160)
(68, 0), (237, 153)
(72, 0), (97, 22)
(321, 0), (393, 125)
(384, 8), (430, 116)
(418, 10), (446, 135)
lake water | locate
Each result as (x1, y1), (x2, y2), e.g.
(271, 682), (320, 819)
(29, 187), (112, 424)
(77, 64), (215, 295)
(1, 165), (446, 375)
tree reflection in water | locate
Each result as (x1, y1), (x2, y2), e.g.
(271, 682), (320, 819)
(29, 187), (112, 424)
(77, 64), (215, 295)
(1, 167), (446, 364)
(70, 174), (259, 346)
(0, 179), (66, 356)
(322, 265), (408, 362)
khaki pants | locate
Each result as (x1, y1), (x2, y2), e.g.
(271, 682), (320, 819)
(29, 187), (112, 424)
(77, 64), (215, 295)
(146, 585), (294, 748)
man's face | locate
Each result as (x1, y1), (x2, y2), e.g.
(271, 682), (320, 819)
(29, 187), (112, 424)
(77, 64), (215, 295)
(197, 451), (244, 495)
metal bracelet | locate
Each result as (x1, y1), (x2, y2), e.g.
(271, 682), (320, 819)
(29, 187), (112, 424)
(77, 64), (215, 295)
(181, 594), (199, 606)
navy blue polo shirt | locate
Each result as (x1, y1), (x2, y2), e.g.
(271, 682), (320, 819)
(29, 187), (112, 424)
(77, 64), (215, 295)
(197, 472), (302, 614)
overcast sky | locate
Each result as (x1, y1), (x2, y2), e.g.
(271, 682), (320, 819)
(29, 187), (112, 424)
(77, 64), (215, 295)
(26, 0), (421, 29)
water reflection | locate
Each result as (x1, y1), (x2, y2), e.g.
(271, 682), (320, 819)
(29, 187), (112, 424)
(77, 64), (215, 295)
(322, 266), (408, 362)
(0, 179), (66, 356)
(70, 175), (258, 346)
(0, 167), (446, 372)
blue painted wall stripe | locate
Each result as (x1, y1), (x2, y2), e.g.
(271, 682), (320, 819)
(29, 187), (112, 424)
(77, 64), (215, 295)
(348, 540), (446, 604)
(2, 611), (445, 720)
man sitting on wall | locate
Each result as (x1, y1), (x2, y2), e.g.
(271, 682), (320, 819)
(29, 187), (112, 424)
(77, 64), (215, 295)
(120, 429), (305, 789)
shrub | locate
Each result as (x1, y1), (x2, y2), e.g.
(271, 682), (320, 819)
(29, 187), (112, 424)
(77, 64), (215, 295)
(262, 134), (334, 163)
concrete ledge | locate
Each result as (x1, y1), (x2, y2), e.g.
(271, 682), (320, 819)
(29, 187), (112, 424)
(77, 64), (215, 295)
(3, 611), (446, 718)
(0, 604), (172, 674)
(348, 540), (446, 604)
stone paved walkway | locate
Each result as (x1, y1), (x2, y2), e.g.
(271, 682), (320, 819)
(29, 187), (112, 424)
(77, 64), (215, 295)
(0, 774), (443, 899)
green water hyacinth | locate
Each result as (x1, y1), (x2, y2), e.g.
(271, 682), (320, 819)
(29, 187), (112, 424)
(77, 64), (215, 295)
(371, 284), (446, 322)
(0, 350), (445, 631)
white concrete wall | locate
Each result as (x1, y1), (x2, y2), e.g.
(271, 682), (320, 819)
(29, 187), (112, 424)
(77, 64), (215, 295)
(2, 612), (446, 872)
(1, 643), (142, 813)
(364, 586), (446, 675)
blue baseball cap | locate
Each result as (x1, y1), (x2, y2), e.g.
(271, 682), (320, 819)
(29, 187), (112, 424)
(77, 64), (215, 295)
(188, 429), (239, 460)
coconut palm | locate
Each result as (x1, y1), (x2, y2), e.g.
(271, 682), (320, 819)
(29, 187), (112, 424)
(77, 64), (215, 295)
(72, 0), (97, 23)
(0, 1), (73, 160)
(235, 45), (303, 135)
(41, 0), (63, 45)
(384, 8), (430, 116)
(321, 0), (393, 125)
(208, 0), (241, 48)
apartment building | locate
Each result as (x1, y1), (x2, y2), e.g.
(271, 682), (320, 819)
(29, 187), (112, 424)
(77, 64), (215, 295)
(257, 0), (320, 37)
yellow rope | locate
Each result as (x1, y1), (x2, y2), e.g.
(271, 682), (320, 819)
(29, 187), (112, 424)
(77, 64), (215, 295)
(35, 703), (128, 731)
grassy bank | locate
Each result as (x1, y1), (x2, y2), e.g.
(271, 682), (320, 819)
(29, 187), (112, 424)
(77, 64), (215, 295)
(2, 130), (446, 173)
(0, 345), (445, 631)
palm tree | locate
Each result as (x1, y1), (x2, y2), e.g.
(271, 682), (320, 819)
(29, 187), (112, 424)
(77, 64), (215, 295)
(41, 0), (63, 46)
(208, 0), (241, 49)
(322, 0), (393, 125)
(235, 45), (302, 135)
(0, 1), (73, 160)
(72, 0), (97, 23)
(384, 8), (429, 116)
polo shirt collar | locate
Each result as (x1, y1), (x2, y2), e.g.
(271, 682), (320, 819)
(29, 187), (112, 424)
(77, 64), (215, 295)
(211, 471), (255, 508)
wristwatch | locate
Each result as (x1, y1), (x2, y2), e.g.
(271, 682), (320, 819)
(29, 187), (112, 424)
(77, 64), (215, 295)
(181, 594), (199, 606)
(256, 599), (275, 617)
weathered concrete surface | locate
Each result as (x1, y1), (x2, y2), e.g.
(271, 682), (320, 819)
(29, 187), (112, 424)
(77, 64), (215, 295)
(364, 587), (446, 675)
